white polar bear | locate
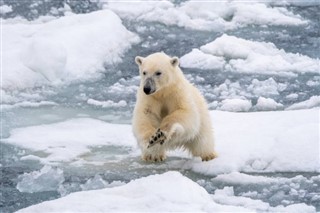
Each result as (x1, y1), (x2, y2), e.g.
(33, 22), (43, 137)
(132, 52), (217, 162)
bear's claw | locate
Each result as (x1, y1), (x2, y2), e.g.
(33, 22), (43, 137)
(147, 129), (167, 148)
(142, 153), (166, 162)
(201, 152), (218, 161)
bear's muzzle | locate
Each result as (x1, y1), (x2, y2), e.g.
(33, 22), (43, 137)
(143, 78), (156, 95)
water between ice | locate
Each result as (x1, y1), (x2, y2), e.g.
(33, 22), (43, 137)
(1, 3), (319, 212)
(2, 141), (319, 212)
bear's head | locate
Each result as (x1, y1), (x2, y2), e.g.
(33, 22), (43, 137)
(135, 52), (179, 95)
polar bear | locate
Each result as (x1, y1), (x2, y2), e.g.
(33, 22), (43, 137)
(132, 52), (217, 162)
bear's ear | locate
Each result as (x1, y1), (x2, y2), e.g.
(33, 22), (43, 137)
(135, 56), (144, 66)
(170, 57), (179, 67)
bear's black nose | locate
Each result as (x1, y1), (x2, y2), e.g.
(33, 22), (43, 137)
(143, 87), (151, 95)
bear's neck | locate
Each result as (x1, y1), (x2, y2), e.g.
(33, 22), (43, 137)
(152, 76), (186, 101)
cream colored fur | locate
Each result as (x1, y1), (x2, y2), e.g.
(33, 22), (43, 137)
(132, 52), (217, 162)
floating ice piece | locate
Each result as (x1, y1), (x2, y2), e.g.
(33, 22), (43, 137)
(248, 78), (286, 96)
(286, 96), (320, 110)
(213, 186), (271, 211)
(179, 1), (307, 28)
(255, 97), (283, 111)
(0, 5), (13, 14)
(105, 1), (307, 31)
(16, 166), (64, 193)
(80, 175), (125, 191)
(211, 80), (246, 100)
(87, 99), (127, 108)
(80, 174), (108, 191)
(268, 0), (320, 6)
(17, 171), (316, 212)
(180, 34), (320, 75)
(20, 155), (48, 164)
(307, 80), (320, 87)
(286, 93), (299, 100)
(219, 98), (252, 112)
(1, 101), (58, 110)
(213, 172), (277, 185)
(3, 118), (135, 162)
(212, 186), (315, 212)
(2, 9), (139, 90)
(17, 171), (251, 212)
(179, 49), (225, 70)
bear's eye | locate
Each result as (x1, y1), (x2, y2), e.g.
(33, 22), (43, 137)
(143, 71), (146, 76)
(155, 71), (162, 76)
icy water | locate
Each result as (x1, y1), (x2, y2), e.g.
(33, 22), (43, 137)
(1, 2), (320, 212)
(1, 142), (320, 212)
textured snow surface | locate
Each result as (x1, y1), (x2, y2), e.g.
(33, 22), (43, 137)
(2, 9), (139, 90)
(4, 118), (135, 162)
(286, 96), (320, 110)
(218, 98), (252, 112)
(17, 171), (316, 213)
(4, 109), (319, 173)
(180, 34), (320, 75)
(255, 97), (284, 111)
(104, 0), (307, 31)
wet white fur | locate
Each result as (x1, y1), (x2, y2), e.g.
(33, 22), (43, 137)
(132, 52), (217, 162)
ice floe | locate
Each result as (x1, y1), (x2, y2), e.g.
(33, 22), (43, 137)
(211, 185), (315, 212)
(189, 109), (319, 175)
(2, 101), (58, 110)
(286, 96), (320, 110)
(248, 78), (287, 96)
(4, 109), (319, 174)
(0, 4), (13, 14)
(218, 98), (252, 112)
(3, 118), (136, 162)
(180, 34), (320, 75)
(87, 99), (127, 108)
(16, 166), (64, 193)
(255, 97), (284, 111)
(104, 0), (307, 31)
(2, 9), (139, 90)
(17, 171), (316, 212)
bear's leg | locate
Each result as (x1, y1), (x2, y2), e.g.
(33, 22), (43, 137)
(147, 128), (167, 148)
(147, 109), (198, 148)
(139, 129), (166, 162)
(133, 110), (167, 162)
(146, 123), (185, 148)
(185, 135), (217, 161)
(138, 133), (167, 162)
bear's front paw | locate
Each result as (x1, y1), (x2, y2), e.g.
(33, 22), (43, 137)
(147, 128), (167, 148)
(201, 152), (218, 161)
(142, 153), (166, 162)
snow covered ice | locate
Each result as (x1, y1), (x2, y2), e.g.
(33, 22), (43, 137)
(1, 0), (319, 212)
(16, 172), (317, 213)
(180, 34), (319, 75)
(2, 9), (139, 89)
(4, 109), (319, 172)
